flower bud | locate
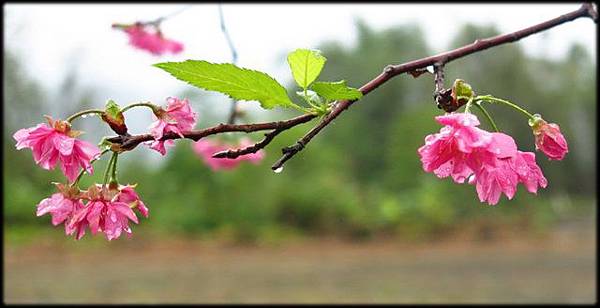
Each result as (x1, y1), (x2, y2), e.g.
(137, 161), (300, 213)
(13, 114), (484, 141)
(101, 100), (128, 135)
(530, 116), (568, 160)
(451, 79), (475, 108)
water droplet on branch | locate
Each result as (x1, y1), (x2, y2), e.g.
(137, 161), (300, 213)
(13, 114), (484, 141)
(273, 167), (283, 174)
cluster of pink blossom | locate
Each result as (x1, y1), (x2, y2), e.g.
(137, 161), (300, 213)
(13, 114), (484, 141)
(147, 97), (198, 155)
(193, 137), (265, 170)
(418, 112), (567, 205)
(122, 23), (183, 56)
(36, 183), (148, 240)
(13, 116), (101, 182)
(13, 116), (149, 240)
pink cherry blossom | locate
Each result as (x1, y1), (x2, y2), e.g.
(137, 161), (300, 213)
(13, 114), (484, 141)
(418, 113), (493, 183)
(419, 112), (548, 205)
(532, 120), (568, 160)
(192, 137), (265, 171)
(116, 185), (149, 218)
(123, 24), (184, 56)
(147, 97), (198, 155)
(67, 185), (144, 240)
(36, 193), (85, 234)
(13, 118), (100, 182)
(69, 199), (138, 241)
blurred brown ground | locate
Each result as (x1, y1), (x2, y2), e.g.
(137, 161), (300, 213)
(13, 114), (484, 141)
(4, 215), (596, 304)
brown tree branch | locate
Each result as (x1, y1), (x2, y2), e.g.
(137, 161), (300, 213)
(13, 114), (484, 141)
(107, 113), (317, 151)
(271, 3), (596, 170)
(108, 4), (595, 168)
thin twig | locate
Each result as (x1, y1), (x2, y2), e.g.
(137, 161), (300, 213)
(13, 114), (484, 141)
(212, 129), (283, 159)
(432, 63), (453, 110)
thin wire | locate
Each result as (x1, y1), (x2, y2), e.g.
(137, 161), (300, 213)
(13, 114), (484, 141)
(218, 4), (238, 64)
(148, 5), (194, 26)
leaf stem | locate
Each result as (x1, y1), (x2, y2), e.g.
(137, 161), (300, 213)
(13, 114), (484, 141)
(102, 152), (118, 187)
(110, 153), (119, 183)
(473, 101), (500, 132)
(66, 109), (105, 123)
(71, 149), (110, 187)
(476, 95), (535, 119)
(121, 102), (159, 113)
(289, 103), (314, 114)
(464, 98), (474, 113)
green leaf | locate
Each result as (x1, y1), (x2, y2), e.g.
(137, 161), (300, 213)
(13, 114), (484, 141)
(287, 48), (327, 89)
(104, 100), (121, 119)
(295, 90), (322, 105)
(312, 81), (363, 101)
(154, 60), (297, 109)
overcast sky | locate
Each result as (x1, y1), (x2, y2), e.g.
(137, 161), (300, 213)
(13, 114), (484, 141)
(4, 3), (597, 119)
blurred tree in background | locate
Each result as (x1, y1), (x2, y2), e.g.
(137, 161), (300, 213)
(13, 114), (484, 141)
(4, 21), (596, 243)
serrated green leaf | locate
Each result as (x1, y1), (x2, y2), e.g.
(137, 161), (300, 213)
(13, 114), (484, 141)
(287, 48), (326, 89)
(312, 81), (363, 101)
(154, 60), (297, 109)
(295, 90), (322, 105)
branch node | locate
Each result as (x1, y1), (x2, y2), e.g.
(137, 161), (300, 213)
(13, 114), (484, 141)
(408, 68), (429, 78)
(282, 140), (305, 154)
(583, 3), (598, 22)
(383, 65), (395, 74)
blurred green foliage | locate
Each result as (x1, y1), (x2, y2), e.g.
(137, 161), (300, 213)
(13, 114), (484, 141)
(4, 21), (596, 243)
